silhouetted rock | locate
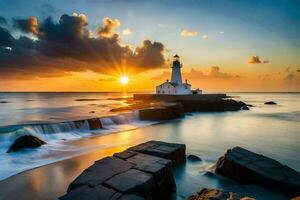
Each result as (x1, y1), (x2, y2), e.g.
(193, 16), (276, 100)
(87, 118), (102, 130)
(7, 135), (46, 152)
(0, 101), (9, 103)
(188, 188), (255, 200)
(139, 103), (184, 121)
(187, 154), (202, 162)
(264, 101), (277, 105)
(216, 147), (300, 198)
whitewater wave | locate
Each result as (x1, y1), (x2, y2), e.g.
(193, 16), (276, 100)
(0, 111), (158, 180)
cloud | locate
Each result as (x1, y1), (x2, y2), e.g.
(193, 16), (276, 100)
(248, 56), (261, 64)
(180, 29), (198, 37)
(122, 28), (132, 35)
(97, 17), (120, 38)
(0, 26), (14, 47)
(0, 14), (166, 79)
(13, 17), (39, 34)
(153, 66), (240, 80)
(297, 69), (300, 72)
(202, 35), (208, 40)
(247, 55), (269, 64)
(219, 31), (224, 34)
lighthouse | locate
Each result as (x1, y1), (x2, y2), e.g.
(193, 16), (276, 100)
(156, 54), (202, 95)
(170, 54), (182, 84)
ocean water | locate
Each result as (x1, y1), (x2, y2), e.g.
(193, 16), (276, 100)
(0, 92), (299, 199)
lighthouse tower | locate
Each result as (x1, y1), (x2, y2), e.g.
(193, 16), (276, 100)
(156, 54), (202, 95)
(171, 54), (183, 84)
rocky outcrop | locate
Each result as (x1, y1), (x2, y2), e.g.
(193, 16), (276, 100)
(60, 141), (186, 200)
(187, 154), (202, 162)
(180, 99), (248, 112)
(7, 135), (46, 153)
(188, 188), (255, 200)
(215, 147), (300, 198)
(264, 101), (277, 105)
(87, 118), (102, 130)
(139, 103), (185, 121)
(128, 140), (186, 166)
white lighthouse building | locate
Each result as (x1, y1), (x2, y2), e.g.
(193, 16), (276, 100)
(156, 54), (202, 95)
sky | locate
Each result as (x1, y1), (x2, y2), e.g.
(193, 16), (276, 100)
(0, 0), (299, 92)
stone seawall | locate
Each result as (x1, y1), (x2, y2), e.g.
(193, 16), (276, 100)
(133, 94), (227, 101)
(60, 141), (186, 200)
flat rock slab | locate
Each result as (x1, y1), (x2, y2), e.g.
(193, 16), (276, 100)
(128, 140), (186, 166)
(188, 188), (255, 200)
(60, 185), (121, 200)
(61, 141), (185, 200)
(104, 169), (156, 198)
(68, 156), (134, 191)
(216, 146), (300, 198)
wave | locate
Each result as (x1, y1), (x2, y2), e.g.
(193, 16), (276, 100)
(0, 110), (159, 180)
(0, 111), (155, 153)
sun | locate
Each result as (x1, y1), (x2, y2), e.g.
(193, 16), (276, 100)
(120, 75), (129, 85)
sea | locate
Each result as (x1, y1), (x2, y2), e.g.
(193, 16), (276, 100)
(0, 92), (299, 199)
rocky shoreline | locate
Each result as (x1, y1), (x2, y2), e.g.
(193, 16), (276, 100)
(60, 141), (300, 200)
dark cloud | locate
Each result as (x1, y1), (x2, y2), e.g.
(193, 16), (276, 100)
(0, 14), (166, 79)
(297, 69), (300, 72)
(13, 17), (39, 34)
(0, 26), (14, 47)
(0, 16), (7, 25)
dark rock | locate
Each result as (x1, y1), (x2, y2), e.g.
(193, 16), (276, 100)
(60, 185), (121, 200)
(104, 169), (156, 199)
(122, 152), (175, 198)
(139, 103), (185, 121)
(187, 154), (202, 162)
(188, 188), (256, 200)
(180, 99), (247, 112)
(62, 141), (185, 200)
(119, 194), (145, 200)
(89, 111), (95, 113)
(241, 106), (249, 110)
(7, 135), (46, 153)
(87, 118), (102, 130)
(264, 101), (277, 105)
(247, 104), (254, 107)
(68, 156), (134, 191)
(0, 101), (9, 103)
(216, 146), (300, 198)
(128, 140), (186, 166)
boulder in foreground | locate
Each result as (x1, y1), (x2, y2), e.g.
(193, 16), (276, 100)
(216, 146), (300, 198)
(188, 188), (255, 200)
(61, 140), (186, 200)
(7, 135), (46, 153)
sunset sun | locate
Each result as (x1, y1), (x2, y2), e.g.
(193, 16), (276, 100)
(120, 76), (129, 85)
